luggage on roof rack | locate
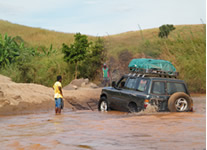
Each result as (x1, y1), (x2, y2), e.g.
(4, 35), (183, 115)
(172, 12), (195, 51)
(128, 58), (179, 78)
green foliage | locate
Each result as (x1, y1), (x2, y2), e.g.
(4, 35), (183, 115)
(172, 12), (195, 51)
(62, 33), (90, 64)
(0, 34), (20, 67)
(158, 24), (176, 38)
(161, 31), (206, 93)
(118, 49), (133, 71)
(104, 25), (205, 93)
(0, 24), (205, 93)
(18, 63), (37, 83)
(62, 33), (91, 79)
(62, 35), (106, 80)
(79, 37), (106, 79)
(0, 33), (40, 68)
(38, 44), (57, 57)
(138, 40), (161, 57)
(13, 35), (25, 44)
(135, 28), (206, 92)
(0, 33), (61, 86)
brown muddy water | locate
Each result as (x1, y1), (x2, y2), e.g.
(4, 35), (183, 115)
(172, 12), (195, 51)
(0, 96), (206, 150)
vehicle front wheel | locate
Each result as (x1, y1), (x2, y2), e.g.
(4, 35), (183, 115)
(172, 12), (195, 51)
(98, 97), (109, 112)
(168, 92), (193, 112)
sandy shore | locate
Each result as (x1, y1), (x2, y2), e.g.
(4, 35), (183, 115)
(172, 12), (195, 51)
(0, 75), (102, 115)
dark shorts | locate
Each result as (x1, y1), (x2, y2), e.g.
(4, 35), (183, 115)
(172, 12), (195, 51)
(103, 77), (109, 81)
(55, 98), (62, 108)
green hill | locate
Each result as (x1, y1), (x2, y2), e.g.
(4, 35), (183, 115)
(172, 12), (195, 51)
(0, 20), (205, 93)
(0, 20), (95, 49)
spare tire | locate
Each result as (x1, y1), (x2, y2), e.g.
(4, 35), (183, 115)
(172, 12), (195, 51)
(168, 92), (193, 112)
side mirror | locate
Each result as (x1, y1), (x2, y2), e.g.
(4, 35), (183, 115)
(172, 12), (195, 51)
(112, 81), (116, 88)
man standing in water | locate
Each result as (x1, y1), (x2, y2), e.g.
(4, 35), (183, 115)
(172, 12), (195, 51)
(53, 75), (63, 114)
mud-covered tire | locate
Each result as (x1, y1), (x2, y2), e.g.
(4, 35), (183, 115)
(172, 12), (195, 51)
(128, 102), (138, 113)
(98, 97), (109, 112)
(168, 92), (193, 112)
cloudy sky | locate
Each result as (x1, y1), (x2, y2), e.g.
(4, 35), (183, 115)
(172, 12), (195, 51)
(0, 0), (205, 36)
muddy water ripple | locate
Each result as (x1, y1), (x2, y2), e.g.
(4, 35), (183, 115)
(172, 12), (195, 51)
(0, 96), (205, 150)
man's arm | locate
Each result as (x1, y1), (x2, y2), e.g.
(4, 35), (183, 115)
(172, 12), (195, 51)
(59, 86), (63, 97)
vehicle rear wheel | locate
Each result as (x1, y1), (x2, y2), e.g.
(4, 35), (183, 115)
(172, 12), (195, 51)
(168, 92), (193, 112)
(98, 97), (109, 112)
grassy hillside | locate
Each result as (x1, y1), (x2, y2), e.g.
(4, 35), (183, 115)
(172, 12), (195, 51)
(104, 25), (205, 57)
(104, 24), (206, 92)
(106, 24), (206, 64)
(0, 20), (205, 93)
(0, 20), (95, 49)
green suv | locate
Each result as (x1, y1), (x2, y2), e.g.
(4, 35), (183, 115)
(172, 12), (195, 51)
(98, 72), (193, 112)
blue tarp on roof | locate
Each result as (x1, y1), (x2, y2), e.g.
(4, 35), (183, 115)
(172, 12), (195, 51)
(128, 58), (176, 72)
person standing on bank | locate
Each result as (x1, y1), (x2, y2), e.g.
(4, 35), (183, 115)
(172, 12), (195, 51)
(53, 75), (63, 114)
(102, 63), (110, 87)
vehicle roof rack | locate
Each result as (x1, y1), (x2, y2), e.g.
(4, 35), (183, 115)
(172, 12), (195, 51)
(128, 67), (179, 78)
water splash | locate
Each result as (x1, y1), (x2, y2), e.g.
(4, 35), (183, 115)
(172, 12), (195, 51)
(138, 104), (158, 115)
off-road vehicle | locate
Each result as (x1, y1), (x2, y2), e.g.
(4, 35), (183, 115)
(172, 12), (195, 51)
(98, 59), (193, 112)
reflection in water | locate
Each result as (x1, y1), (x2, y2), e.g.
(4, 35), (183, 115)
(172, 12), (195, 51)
(0, 97), (205, 150)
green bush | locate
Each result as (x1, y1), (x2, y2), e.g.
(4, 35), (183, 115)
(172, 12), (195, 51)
(79, 37), (106, 79)
(158, 24), (176, 38)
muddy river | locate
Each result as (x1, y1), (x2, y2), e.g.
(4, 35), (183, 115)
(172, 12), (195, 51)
(0, 96), (205, 150)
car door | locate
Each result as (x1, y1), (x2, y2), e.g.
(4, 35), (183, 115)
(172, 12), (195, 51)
(129, 78), (149, 109)
(109, 77), (128, 110)
(150, 80), (169, 110)
(117, 77), (138, 111)
(118, 78), (149, 111)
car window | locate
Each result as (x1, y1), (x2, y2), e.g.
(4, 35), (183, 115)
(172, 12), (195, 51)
(125, 78), (137, 90)
(137, 79), (148, 92)
(117, 77), (127, 89)
(167, 82), (186, 95)
(151, 81), (165, 95)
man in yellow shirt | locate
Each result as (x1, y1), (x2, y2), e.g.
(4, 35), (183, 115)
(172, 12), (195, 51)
(53, 75), (63, 114)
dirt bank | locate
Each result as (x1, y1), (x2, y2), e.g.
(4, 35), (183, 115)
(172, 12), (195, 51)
(0, 75), (102, 115)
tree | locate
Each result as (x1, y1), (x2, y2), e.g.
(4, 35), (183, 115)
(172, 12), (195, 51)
(158, 24), (176, 38)
(80, 37), (106, 79)
(62, 33), (90, 79)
